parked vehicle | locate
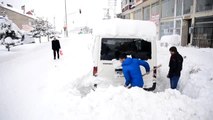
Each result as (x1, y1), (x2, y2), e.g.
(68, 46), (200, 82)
(22, 33), (35, 44)
(92, 19), (157, 87)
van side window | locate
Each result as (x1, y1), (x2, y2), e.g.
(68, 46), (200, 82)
(101, 38), (152, 60)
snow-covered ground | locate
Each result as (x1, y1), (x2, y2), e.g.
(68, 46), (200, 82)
(0, 34), (213, 120)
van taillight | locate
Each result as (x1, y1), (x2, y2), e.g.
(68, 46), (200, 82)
(153, 66), (157, 78)
(93, 67), (98, 76)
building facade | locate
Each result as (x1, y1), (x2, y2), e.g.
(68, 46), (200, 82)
(121, 0), (213, 48)
(0, 4), (35, 32)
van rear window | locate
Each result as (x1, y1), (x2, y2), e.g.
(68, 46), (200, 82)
(101, 38), (151, 60)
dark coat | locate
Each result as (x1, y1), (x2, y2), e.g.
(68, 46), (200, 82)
(52, 39), (61, 50)
(122, 58), (150, 87)
(168, 52), (183, 78)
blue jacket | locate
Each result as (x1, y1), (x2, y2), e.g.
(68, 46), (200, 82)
(122, 58), (150, 88)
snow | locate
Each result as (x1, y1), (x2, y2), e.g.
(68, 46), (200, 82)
(0, 34), (213, 120)
(160, 34), (181, 46)
(4, 37), (13, 44)
(92, 18), (156, 41)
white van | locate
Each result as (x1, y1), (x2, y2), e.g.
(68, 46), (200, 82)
(92, 19), (157, 88)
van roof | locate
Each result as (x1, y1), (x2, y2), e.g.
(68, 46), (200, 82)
(93, 18), (156, 41)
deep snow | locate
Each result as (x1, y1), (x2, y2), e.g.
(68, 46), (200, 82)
(0, 34), (213, 120)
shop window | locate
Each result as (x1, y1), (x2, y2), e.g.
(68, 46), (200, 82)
(151, 2), (159, 16)
(183, 0), (193, 14)
(176, 0), (183, 16)
(160, 21), (174, 37)
(175, 20), (181, 35)
(134, 9), (142, 20)
(196, 0), (213, 12)
(143, 6), (150, 20)
(161, 0), (175, 18)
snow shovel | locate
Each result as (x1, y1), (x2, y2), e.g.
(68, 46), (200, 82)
(142, 64), (162, 76)
(141, 64), (162, 91)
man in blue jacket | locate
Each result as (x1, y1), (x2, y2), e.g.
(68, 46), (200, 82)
(119, 53), (150, 88)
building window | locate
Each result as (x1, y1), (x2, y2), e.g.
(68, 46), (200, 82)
(183, 0), (193, 14)
(130, 0), (134, 3)
(193, 17), (213, 48)
(175, 20), (181, 35)
(151, 2), (160, 25)
(176, 0), (183, 16)
(160, 21), (174, 38)
(161, 0), (175, 18)
(196, 0), (213, 12)
(143, 6), (150, 20)
(134, 9), (142, 20)
(151, 2), (159, 16)
(125, 14), (130, 19)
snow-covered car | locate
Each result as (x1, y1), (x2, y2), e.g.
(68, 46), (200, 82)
(22, 33), (35, 44)
(92, 18), (157, 87)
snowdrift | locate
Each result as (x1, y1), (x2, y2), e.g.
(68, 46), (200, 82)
(160, 34), (181, 46)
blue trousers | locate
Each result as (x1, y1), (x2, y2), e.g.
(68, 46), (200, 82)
(170, 76), (180, 89)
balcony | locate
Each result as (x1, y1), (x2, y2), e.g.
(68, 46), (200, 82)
(122, 1), (135, 12)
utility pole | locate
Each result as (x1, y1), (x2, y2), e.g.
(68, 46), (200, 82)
(64, 0), (68, 37)
(53, 16), (56, 31)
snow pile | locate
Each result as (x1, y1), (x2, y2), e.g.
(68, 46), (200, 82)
(4, 36), (13, 44)
(93, 18), (156, 40)
(178, 47), (213, 101)
(69, 87), (201, 120)
(160, 34), (181, 47)
(157, 45), (213, 119)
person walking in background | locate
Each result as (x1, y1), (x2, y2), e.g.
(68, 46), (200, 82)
(167, 46), (183, 89)
(51, 37), (61, 60)
(119, 53), (150, 88)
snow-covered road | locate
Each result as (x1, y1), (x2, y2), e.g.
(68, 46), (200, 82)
(0, 34), (213, 120)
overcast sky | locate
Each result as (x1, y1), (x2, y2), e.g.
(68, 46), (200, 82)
(1, 0), (121, 31)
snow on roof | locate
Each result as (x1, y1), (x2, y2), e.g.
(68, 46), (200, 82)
(93, 18), (157, 40)
(0, 4), (36, 19)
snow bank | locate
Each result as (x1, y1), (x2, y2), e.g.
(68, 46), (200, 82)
(4, 37), (13, 44)
(157, 44), (213, 119)
(66, 86), (202, 120)
(160, 34), (181, 47)
(92, 18), (156, 41)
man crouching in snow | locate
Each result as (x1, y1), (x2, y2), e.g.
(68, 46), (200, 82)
(119, 53), (150, 89)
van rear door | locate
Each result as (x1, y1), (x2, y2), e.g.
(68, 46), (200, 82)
(98, 38), (152, 79)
